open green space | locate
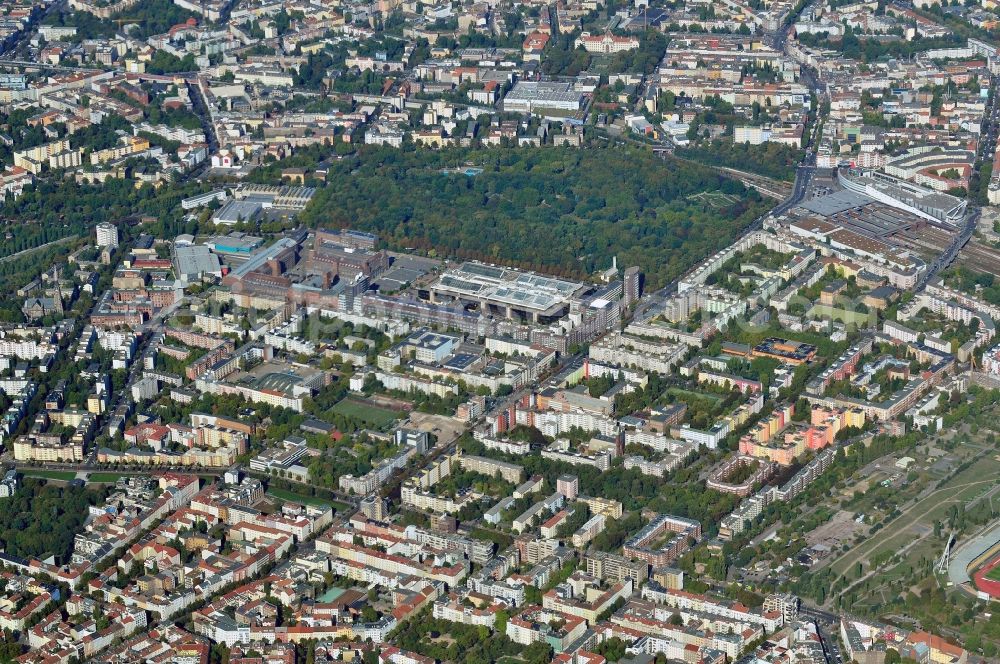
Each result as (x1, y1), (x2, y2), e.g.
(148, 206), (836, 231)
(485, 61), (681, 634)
(267, 487), (351, 511)
(985, 563), (1000, 582)
(844, 532), (943, 615)
(829, 452), (1000, 578)
(87, 473), (125, 483)
(826, 428), (1000, 655)
(23, 470), (77, 482)
(331, 397), (401, 428)
(667, 387), (723, 402)
(808, 304), (877, 326)
(586, 53), (614, 75)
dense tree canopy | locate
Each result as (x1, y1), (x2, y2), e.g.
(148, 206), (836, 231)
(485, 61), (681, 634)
(0, 174), (208, 262)
(300, 145), (768, 289)
(47, 0), (199, 41)
(0, 479), (104, 565)
(795, 29), (963, 64)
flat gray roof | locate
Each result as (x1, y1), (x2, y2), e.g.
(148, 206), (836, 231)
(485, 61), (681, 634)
(800, 189), (872, 217)
(213, 199), (263, 224)
(175, 245), (221, 278)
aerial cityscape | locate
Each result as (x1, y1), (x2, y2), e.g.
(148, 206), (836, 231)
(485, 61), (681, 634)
(0, 0), (995, 662)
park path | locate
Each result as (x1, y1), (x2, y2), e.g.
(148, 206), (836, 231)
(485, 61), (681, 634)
(823, 477), (998, 605)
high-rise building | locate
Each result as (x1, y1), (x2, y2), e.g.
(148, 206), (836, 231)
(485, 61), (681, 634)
(360, 494), (389, 521)
(556, 474), (578, 500)
(96, 222), (119, 249)
(624, 266), (641, 307)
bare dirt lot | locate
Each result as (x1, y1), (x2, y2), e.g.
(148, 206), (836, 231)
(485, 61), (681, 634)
(405, 412), (467, 446)
(806, 509), (865, 551)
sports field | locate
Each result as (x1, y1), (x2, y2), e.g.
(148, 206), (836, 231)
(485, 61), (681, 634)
(987, 561), (1000, 582)
(331, 397), (401, 428)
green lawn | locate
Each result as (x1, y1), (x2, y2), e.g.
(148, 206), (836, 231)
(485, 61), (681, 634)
(267, 487), (350, 511)
(23, 470), (77, 481)
(808, 304), (877, 327)
(667, 387), (722, 402)
(587, 53), (613, 75)
(471, 527), (514, 550)
(331, 397), (401, 428)
(986, 562), (1000, 582)
(87, 473), (125, 483)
